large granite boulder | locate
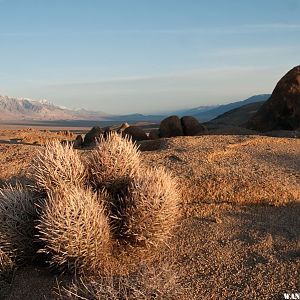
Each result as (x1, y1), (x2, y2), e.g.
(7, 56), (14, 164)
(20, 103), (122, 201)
(83, 126), (103, 147)
(247, 65), (300, 131)
(123, 126), (148, 141)
(181, 116), (206, 136)
(159, 115), (184, 138)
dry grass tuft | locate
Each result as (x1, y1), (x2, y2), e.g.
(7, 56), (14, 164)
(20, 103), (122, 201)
(37, 186), (112, 274)
(31, 140), (86, 192)
(0, 184), (38, 272)
(110, 167), (180, 250)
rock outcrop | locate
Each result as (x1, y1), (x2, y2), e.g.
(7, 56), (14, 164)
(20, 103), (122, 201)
(247, 65), (300, 131)
(159, 115), (207, 137)
(181, 116), (206, 136)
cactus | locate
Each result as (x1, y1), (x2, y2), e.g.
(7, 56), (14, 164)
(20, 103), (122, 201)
(5, 133), (180, 275)
(37, 187), (112, 273)
(0, 184), (38, 272)
(32, 140), (86, 193)
(110, 167), (179, 250)
(87, 132), (140, 196)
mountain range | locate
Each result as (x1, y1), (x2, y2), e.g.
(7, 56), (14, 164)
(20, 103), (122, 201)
(177, 94), (271, 122)
(0, 95), (162, 123)
(0, 94), (271, 123)
(0, 96), (106, 120)
(208, 101), (266, 126)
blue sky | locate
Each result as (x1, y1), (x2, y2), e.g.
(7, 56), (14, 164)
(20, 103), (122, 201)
(0, 0), (299, 114)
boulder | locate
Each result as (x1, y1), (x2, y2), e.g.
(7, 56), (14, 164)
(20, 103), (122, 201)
(73, 134), (84, 148)
(117, 122), (130, 133)
(123, 126), (148, 141)
(103, 126), (116, 139)
(149, 129), (159, 140)
(181, 116), (206, 136)
(159, 115), (184, 138)
(247, 65), (300, 131)
(83, 126), (103, 147)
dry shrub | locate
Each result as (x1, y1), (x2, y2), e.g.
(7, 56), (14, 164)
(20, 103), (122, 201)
(59, 260), (180, 300)
(0, 184), (38, 272)
(37, 186), (112, 273)
(87, 133), (140, 194)
(31, 140), (86, 192)
(110, 167), (179, 250)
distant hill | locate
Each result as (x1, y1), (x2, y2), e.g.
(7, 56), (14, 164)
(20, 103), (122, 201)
(0, 95), (163, 123)
(208, 101), (265, 126)
(170, 105), (219, 117)
(192, 94), (270, 122)
(110, 113), (163, 122)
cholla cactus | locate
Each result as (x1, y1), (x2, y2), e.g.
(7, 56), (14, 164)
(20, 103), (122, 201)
(31, 140), (86, 193)
(37, 187), (112, 273)
(0, 184), (38, 272)
(110, 167), (179, 249)
(87, 132), (140, 194)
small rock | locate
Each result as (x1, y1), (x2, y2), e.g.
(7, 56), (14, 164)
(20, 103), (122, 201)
(117, 122), (130, 133)
(83, 126), (103, 147)
(123, 126), (148, 141)
(73, 134), (84, 148)
(103, 126), (116, 139)
(149, 129), (159, 140)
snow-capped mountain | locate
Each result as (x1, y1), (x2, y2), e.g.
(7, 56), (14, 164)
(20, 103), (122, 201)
(0, 95), (110, 120)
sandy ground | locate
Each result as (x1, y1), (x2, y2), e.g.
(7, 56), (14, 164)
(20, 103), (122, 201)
(0, 130), (299, 299)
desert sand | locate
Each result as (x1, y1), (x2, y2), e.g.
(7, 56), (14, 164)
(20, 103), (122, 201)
(0, 129), (299, 299)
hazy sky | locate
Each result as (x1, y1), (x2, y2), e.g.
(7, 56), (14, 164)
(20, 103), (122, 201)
(0, 0), (299, 114)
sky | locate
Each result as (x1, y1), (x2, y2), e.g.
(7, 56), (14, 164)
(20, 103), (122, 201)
(0, 0), (299, 114)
